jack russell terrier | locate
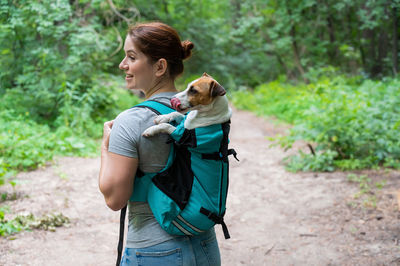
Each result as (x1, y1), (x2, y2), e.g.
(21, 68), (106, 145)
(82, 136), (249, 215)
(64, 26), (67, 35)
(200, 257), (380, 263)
(142, 72), (232, 137)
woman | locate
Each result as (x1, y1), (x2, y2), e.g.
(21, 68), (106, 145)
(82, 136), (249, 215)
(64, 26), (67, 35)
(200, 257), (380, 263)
(98, 22), (221, 266)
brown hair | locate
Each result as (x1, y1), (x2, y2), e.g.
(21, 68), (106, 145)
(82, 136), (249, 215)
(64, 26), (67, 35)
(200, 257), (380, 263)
(128, 22), (194, 79)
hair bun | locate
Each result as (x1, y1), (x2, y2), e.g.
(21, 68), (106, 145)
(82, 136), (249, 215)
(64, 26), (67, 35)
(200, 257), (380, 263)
(181, 40), (194, 60)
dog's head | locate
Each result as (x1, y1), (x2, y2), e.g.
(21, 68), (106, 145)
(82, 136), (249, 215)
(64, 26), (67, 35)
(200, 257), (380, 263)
(171, 73), (226, 113)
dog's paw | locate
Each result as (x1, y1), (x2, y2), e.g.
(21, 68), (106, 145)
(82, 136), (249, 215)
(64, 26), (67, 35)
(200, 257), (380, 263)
(142, 127), (156, 137)
(154, 114), (171, 124)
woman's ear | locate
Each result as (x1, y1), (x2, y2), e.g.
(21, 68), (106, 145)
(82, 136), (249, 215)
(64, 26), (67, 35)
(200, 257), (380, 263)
(154, 58), (168, 77)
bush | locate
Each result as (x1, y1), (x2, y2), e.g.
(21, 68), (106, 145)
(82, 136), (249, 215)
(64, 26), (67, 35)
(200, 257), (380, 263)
(0, 0), (119, 121)
(232, 74), (400, 171)
(0, 77), (139, 186)
(0, 1), (142, 187)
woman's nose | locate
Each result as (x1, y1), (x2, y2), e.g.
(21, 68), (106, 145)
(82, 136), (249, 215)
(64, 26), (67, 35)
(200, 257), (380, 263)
(119, 59), (128, 70)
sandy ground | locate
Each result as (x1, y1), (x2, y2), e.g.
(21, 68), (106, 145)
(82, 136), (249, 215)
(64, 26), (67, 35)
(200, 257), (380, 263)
(1, 108), (400, 266)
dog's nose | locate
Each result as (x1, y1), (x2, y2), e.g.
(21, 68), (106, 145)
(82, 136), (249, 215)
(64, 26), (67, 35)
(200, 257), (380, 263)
(171, 98), (181, 110)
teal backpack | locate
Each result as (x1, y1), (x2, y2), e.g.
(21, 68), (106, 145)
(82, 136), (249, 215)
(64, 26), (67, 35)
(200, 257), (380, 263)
(116, 100), (237, 265)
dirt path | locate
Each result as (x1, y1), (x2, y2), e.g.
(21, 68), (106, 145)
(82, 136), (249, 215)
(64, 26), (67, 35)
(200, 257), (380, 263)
(1, 108), (400, 265)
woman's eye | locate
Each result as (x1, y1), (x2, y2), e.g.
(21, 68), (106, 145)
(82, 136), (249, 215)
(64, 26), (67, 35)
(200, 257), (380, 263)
(129, 56), (135, 61)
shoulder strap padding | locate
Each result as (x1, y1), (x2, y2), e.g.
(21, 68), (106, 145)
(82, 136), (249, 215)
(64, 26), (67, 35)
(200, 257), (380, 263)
(133, 100), (175, 115)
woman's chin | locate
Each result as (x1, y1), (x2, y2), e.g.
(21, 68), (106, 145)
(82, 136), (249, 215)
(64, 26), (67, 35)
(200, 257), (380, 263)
(126, 83), (138, 90)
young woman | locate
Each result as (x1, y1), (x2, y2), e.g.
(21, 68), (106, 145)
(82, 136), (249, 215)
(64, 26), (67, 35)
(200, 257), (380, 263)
(98, 22), (221, 266)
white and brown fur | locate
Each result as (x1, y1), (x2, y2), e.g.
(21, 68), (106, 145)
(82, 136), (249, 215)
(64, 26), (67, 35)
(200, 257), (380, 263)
(142, 73), (232, 137)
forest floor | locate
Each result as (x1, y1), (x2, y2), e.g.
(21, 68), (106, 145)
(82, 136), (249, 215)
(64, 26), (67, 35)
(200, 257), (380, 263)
(1, 108), (400, 266)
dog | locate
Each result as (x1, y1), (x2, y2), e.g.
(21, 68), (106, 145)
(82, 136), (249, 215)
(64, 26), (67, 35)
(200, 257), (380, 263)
(142, 72), (232, 137)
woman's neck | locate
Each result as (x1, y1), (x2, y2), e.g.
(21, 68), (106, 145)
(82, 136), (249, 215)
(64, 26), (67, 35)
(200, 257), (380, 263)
(145, 78), (177, 99)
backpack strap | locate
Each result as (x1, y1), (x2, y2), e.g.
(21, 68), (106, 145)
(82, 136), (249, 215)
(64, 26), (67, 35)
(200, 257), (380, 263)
(116, 205), (127, 266)
(201, 149), (239, 161)
(134, 100), (176, 115)
(116, 99), (175, 266)
(200, 207), (230, 239)
(128, 100), (177, 203)
(201, 121), (239, 162)
(199, 121), (236, 240)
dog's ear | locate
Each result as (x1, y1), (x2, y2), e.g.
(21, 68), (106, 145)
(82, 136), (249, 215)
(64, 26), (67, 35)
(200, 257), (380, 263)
(202, 72), (211, 78)
(210, 81), (226, 97)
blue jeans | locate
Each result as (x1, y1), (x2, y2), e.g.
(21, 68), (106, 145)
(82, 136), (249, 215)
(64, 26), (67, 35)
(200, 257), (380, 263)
(120, 229), (221, 266)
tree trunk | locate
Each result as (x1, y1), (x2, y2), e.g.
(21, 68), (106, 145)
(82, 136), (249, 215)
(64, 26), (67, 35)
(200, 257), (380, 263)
(348, 6), (366, 69)
(361, 25), (380, 77)
(275, 52), (292, 79)
(286, 2), (308, 83)
(162, 0), (169, 15)
(377, 28), (389, 76)
(327, 15), (337, 61)
(393, 6), (398, 75)
(290, 26), (308, 83)
(230, 0), (241, 29)
(261, 32), (292, 78)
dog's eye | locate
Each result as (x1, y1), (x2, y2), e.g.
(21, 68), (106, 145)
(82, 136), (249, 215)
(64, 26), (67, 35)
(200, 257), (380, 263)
(189, 86), (197, 94)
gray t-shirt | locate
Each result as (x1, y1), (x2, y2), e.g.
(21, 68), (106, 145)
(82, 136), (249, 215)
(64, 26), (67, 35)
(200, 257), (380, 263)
(108, 92), (177, 248)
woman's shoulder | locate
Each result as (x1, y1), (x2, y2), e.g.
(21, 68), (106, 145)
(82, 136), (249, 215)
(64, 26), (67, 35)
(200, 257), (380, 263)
(118, 95), (175, 120)
(115, 93), (176, 127)
(116, 106), (154, 122)
(109, 107), (155, 148)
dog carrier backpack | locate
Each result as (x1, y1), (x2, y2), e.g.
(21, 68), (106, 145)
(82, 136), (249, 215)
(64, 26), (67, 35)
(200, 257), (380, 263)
(116, 100), (237, 265)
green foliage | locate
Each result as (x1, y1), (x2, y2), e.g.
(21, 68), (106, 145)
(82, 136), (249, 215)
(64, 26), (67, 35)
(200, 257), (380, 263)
(284, 150), (337, 172)
(347, 174), (386, 208)
(0, 0), (118, 118)
(0, 206), (27, 236)
(0, 0), (398, 179)
(0, 1), (142, 187)
(232, 74), (400, 171)
(0, 207), (70, 236)
(2, 0), (398, 90)
(0, 78), (139, 187)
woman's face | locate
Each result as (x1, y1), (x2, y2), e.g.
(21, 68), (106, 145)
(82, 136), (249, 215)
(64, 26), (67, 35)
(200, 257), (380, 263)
(119, 36), (155, 91)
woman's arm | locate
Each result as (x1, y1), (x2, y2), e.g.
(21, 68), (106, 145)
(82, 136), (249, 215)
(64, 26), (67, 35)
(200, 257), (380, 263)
(99, 120), (138, 211)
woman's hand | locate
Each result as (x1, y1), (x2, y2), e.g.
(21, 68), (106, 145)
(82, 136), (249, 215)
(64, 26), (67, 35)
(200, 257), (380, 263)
(102, 120), (114, 151)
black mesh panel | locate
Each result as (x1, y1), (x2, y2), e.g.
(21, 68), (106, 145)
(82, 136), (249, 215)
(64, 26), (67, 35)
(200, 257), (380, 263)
(152, 144), (194, 210)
